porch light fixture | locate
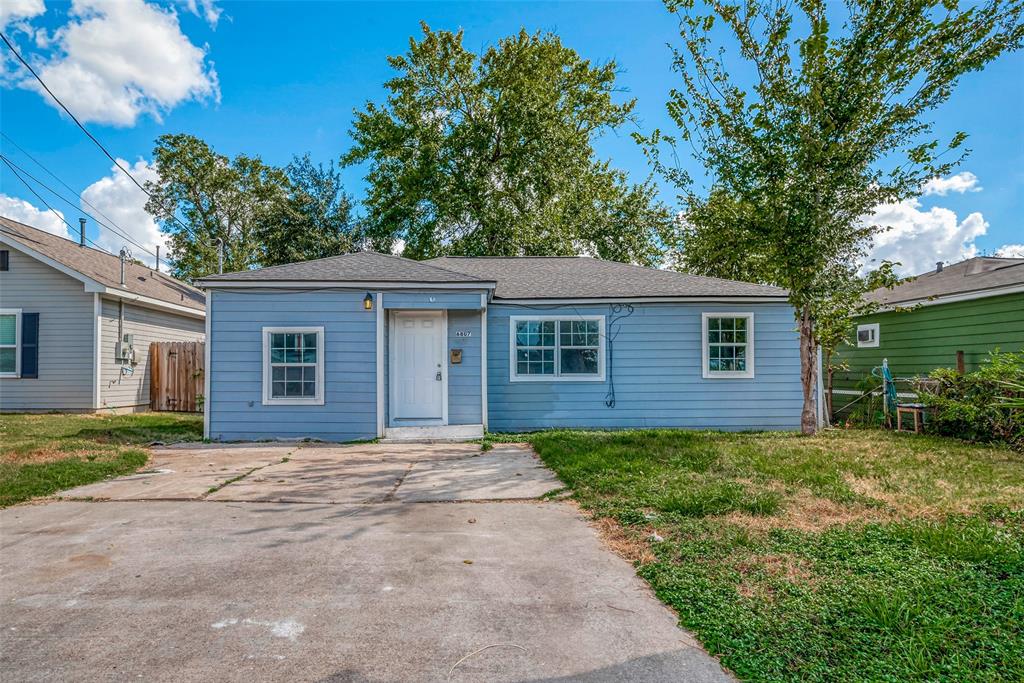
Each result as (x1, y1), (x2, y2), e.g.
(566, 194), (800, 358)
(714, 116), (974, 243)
(363, 293), (374, 311)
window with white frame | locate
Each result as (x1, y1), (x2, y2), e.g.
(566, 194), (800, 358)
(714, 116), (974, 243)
(510, 316), (605, 381)
(856, 323), (879, 348)
(702, 313), (754, 379)
(262, 327), (324, 404)
(0, 309), (21, 378)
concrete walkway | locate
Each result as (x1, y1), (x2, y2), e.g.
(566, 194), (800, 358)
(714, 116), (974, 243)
(1, 442), (733, 682)
(61, 443), (562, 504)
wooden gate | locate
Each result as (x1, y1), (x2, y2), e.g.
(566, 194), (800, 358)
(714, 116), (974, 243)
(149, 341), (205, 412)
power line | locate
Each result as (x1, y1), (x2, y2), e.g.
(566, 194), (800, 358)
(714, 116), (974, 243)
(0, 152), (158, 260)
(0, 31), (210, 248)
(1, 132), (143, 248)
(1, 156), (113, 255)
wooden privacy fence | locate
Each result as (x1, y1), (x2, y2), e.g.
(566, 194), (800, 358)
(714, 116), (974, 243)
(149, 341), (205, 412)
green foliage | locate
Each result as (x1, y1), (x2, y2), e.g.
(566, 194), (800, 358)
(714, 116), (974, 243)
(145, 134), (291, 280)
(0, 412), (202, 506)
(509, 428), (1024, 681)
(259, 154), (361, 267)
(923, 351), (1024, 450)
(639, 0), (1024, 432)
(0, 450), (148, 507)
(145, 136), (359, 280)
(344, 23), (674, 263)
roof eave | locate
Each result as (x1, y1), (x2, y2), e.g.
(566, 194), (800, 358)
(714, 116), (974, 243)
(871, 282), (1024, 310)
(195, 278), (497, 290)
(493, 294), (790, 304)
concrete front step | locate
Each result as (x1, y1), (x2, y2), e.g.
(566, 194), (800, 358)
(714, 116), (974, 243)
(382, 424), (484, 443)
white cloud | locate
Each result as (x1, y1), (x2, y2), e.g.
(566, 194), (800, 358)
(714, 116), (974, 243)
(16, 0), (219, 126)
(865, 198), (988, 276)
(995, 244), (1024, 258)
(81, 159), (165, 267)
(921, 171), (982, 197)
(182, 0), (221, 27)
(0, 193), (72, 240)
(0, 0), (45, 29)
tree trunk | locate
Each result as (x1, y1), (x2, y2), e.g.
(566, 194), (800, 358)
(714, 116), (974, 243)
(798, 306), (818, 435)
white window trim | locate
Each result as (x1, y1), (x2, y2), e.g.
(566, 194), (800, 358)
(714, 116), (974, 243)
(0, 308), (22, 379)
(856, 323), (880, 348)
(509, 315), (606, 382)
(702, 312), (755, 379)
(261, 326), (325, 406)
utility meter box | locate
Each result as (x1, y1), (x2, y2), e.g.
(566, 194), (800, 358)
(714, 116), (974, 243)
(116, 333), (135, 363)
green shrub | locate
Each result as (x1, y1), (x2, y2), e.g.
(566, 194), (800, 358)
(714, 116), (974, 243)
(922, 351), (1024, 450)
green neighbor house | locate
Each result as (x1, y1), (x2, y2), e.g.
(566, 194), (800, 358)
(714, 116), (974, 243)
(832, 256), (1024, 402)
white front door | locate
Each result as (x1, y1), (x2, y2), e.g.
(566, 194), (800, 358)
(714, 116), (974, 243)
(391, 311), (445, 422)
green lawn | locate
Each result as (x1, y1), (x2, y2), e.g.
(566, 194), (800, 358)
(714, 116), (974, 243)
(0, 412), (203, 507)
(496, 429), (1024, 682)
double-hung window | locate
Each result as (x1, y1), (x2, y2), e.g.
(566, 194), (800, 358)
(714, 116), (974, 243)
(262, 327), (324, 405)
(0, 309), (21, 378)
(702, 312), (754, 379)
(510, 316), (605, 381)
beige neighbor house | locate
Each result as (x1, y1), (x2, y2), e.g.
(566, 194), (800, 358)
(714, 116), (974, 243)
(0, 216), (205, 413)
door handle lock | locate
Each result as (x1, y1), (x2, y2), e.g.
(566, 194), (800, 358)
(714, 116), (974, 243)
(435, 371), (442, 381)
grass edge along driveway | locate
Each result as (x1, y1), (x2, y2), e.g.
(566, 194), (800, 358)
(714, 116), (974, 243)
(0, 413), (202, 507)
(494, 428), (1024, 683)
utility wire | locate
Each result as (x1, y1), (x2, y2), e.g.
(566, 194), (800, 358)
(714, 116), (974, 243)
(0, 152), (158, 260)
(1, 132), (147, 252)
(1, 31), (210, 248)
(1, 156), (113, 255)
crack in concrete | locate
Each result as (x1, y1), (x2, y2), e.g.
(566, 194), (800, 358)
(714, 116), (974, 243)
(381, 461), (417, 502)
(199, 449), (298, 499)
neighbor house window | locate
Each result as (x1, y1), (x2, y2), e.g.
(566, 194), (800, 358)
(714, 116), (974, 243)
(262, 327), (324, 405)
(0, 309), (21, 378)
(510, 316), (605, 381)
(856, 323), (879, 348)
(702, 312), (754, 379)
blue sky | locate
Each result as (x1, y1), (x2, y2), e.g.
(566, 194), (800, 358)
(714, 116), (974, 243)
(1, 0), (1021, 273)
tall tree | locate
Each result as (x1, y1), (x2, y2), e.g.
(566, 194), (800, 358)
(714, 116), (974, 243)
(145, 134), (290, 280)
(344, 24), (675, 264)
(640, 0), (1023, 433)
(260, 154), (360, 267)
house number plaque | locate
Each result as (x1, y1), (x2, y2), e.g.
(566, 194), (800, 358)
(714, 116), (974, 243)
(455, 330), (472, 337)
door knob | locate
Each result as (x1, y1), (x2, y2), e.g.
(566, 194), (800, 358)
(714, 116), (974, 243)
(436, 371), (442, 381)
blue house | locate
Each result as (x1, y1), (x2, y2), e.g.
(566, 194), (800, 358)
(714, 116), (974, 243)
(197, 253), (806, 441)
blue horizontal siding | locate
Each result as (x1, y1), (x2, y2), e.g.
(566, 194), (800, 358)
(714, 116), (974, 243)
(208, 289), (377, 442)
(486, 302), (802, 432)
(383, 291), (485, 309)
(447, 310), (482, 425)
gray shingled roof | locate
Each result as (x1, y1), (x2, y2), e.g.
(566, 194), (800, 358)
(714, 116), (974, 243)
(429, 256), (788, 299)
(0, 216), (205, 311)
(198, 251), (493, 284)
(865, 256), (1024, 305)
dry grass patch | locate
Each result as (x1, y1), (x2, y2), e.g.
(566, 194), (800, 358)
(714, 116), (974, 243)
(591, 515), (657, 565)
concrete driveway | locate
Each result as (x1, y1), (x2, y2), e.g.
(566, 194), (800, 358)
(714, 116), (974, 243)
(0, 442), (731, 682)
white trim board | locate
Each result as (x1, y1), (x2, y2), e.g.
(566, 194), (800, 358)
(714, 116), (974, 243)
(203, 291), (212, 439)
(876, 283), (1024, 311)
(480, 292), (488, 432)
(93, 294), (102, 409)
(375, 291), (385, 438)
